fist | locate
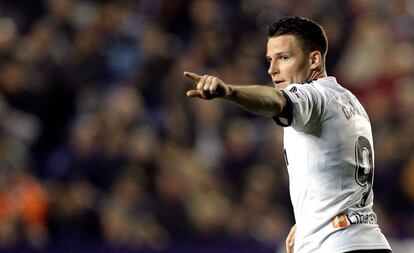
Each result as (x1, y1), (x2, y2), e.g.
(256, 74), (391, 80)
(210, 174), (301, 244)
(184, 71), (228, 99)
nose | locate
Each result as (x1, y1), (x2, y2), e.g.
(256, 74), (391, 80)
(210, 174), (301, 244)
(267, 59), (279, 76)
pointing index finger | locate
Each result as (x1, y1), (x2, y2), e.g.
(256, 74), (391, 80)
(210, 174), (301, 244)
(184, 71), (201, 82)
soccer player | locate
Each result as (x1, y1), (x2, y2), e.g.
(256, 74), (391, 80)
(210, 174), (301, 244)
(184, 16), (392, 253)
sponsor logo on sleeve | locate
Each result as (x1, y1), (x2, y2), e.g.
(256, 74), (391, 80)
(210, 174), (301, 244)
(289, 86), (300, 98)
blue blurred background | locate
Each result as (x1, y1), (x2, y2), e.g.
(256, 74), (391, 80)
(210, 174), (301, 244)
(0, 0), (413, 252)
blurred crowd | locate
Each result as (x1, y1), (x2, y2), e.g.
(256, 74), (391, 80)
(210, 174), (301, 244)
(0, 0), (413, 250)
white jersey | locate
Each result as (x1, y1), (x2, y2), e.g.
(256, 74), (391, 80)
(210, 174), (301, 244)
(274, 77), (391, 253)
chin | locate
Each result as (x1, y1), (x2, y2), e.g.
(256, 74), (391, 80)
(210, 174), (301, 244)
(274, 82), (289, 89)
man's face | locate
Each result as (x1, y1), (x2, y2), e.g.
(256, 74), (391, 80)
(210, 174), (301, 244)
(266, 34), (311, 89)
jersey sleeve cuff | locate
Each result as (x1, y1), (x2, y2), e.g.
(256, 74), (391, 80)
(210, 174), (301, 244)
(273, 90), (293, 127)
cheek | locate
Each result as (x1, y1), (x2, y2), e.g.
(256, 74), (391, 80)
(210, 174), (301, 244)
(287, 65), (303, 78)
(296, 60), (311, 77)
(282, 62), (297, 75)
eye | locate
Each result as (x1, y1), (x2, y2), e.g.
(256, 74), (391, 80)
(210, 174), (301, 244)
(280, 55), (289, 61)
(266, 57), (272, 63)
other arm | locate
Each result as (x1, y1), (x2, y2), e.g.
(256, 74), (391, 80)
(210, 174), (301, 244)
(285, 224), (296, 253)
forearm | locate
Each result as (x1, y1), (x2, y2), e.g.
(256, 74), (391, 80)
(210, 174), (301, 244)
(226, 85), (286, 117)
(184, 72), (286, 116)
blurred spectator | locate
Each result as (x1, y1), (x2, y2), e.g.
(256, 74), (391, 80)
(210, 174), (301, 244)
(0, 167), (48, 248)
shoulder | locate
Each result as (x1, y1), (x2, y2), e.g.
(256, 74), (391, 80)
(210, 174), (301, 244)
(289, 77), (346, 102)
(275, 78), (340, 129)
(311, 76), (347, 95)
(282, 78), (329, 102)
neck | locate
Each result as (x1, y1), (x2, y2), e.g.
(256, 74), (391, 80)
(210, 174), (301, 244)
(307, 67), (327, 82)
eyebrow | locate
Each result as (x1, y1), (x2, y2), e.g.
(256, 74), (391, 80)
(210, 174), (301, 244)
(266, 52), (290, 59)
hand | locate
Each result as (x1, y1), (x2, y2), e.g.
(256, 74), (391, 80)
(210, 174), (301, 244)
(184, 71), (229, 99)
(286, 224), (296, 253)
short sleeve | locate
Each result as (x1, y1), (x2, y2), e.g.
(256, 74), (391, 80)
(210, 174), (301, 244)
(273, 84), (326, 132)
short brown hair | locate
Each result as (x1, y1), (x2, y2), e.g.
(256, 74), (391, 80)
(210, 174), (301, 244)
(268, 16), (328, 58)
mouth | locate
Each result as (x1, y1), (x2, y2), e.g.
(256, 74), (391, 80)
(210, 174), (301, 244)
(273, 80), (285, 85)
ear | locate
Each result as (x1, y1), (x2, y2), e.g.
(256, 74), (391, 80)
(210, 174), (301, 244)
(309, 51), (323, 70)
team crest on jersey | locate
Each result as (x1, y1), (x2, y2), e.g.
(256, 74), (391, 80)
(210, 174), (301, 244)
(331, 214), (350, 228)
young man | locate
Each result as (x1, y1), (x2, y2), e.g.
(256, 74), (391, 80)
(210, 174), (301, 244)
(184, 16), (392, 253)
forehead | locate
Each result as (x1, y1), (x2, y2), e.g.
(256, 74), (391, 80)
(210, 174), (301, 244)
(266, 34), (303, 55)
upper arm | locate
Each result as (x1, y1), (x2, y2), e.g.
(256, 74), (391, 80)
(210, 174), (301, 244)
(273, 84), (326, 131)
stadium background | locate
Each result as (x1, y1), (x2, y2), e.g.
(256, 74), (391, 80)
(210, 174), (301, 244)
(0, 0), (413, 252)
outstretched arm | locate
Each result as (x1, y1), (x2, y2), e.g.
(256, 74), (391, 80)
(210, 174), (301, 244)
(184, 71), (286, 117)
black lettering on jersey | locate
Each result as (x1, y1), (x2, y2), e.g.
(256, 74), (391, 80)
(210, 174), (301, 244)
(348, 212), (377, 225)
(342, 101), (369, 121)
(289, 86), (300, 98)
(354, 136), (374, 208)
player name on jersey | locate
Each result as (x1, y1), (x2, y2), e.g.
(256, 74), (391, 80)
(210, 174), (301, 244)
(341, 100), (369, 121)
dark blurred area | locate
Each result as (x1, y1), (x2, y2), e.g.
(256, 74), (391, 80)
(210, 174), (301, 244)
(0, 0), (413, 252)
